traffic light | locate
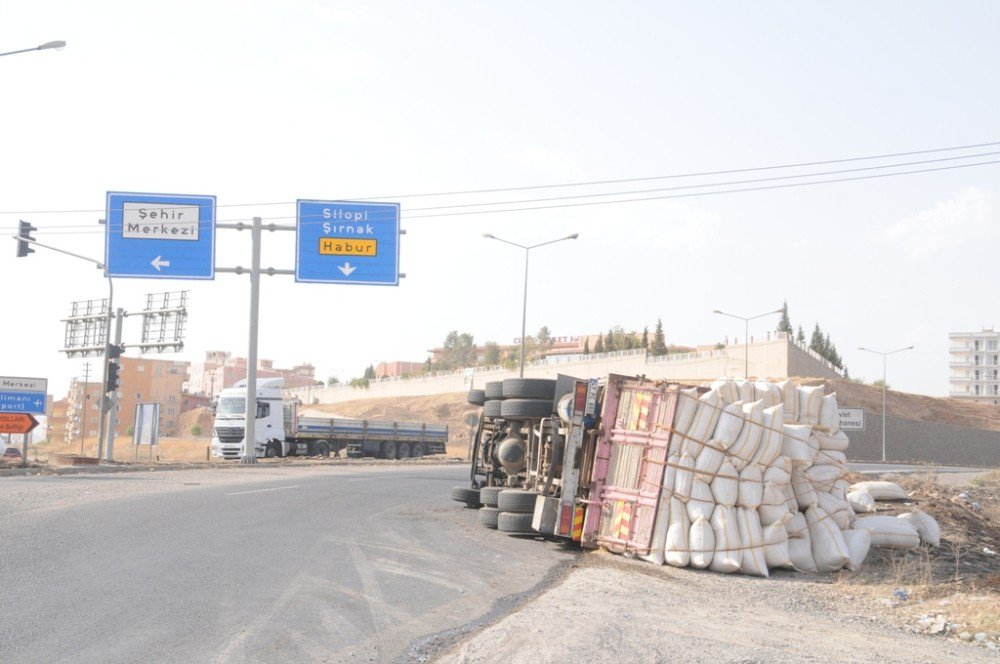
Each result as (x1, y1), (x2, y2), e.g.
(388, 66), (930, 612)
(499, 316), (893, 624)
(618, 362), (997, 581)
(16, 220), (36, 258)
(105, 360), (120, 393)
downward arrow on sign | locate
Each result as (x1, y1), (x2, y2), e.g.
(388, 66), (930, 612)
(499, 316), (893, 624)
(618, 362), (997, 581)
(338, 263), (356, 276)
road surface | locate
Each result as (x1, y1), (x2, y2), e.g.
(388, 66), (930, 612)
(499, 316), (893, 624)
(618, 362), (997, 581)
(0, 463), (577, 663)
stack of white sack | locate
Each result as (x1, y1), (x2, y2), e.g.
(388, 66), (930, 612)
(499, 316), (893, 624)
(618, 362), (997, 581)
(644, 378), (873, 575)
(846, 480), (941, 549)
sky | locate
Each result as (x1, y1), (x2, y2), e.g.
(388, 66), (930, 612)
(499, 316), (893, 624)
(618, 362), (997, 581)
(1, 1), (998, 400)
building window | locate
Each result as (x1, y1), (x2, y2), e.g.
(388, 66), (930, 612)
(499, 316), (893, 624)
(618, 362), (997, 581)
(136, 393), (142, 400)
(168, 408), (175, 415)
(91, 417), (97, 424)
(975, 370), (980, 380)
(975, 385), (981, 395)
(138, 365), (145, 372)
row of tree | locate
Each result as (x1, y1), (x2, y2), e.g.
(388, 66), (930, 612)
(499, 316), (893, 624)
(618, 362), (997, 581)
(776, 301), (846, 373)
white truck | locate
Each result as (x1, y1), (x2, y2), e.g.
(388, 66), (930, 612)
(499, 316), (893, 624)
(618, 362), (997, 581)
(211, 378), (448, 460)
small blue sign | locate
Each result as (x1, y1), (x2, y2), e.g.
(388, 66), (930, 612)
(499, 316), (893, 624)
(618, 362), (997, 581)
(105, 191), (216, 280)
(296, 200), (400, 285)
(0, 391), (46, 414)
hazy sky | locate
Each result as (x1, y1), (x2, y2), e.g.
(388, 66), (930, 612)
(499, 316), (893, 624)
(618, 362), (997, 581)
(2, 1), (998, 399)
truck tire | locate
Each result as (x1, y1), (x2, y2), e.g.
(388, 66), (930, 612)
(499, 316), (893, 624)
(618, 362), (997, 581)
(484, 381), (504, 400)
(451, 486), (481, 508)
(483, 400), (503, 418)
(480, 486), (503, 507)
(479, 506), (500, 528)
(264, 442), (280, 458)
(381, 441), (397, 459)
(411, 442), (425, 458)
(497, 489), (538, 513)
(501, 378), (556, 400)
(500, 399), (552, 419)
(467, 389), (486, 406)
(397, 442), (411, 459)
(498, 511), (535, 534)
(314, 440), (331, 458)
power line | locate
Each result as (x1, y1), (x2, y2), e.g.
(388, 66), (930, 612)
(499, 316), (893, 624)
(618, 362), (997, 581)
(1, 138), (997, 216)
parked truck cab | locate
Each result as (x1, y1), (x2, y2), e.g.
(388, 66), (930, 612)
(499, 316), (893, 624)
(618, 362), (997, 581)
(212, 378), (289, 459)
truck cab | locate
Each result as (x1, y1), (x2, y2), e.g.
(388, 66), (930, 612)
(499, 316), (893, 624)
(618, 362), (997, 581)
(211, 378), (285, 459)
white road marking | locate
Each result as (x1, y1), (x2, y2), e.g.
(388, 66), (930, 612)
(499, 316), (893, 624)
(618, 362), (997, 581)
(226, 485), (299, 496)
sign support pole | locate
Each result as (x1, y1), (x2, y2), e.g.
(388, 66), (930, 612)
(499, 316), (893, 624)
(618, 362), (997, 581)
(104, 308), (124, 461)
(242, 217), (262, 465)
(21, 432), (28, 468)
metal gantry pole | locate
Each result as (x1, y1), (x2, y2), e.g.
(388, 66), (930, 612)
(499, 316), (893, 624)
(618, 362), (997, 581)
(96, 274), (113, 461)
(882, 354), (887, 463)
(242, 217), (263, 465)
(519, 247), (530, 378)
(744, 319), (749, 377)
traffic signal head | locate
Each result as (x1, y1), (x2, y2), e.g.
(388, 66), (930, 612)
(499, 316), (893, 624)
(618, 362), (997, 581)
(105, 361), (120, 393)
(16, 220), (37, 258)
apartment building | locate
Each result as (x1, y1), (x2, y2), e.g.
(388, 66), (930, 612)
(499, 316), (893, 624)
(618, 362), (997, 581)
(188, 351), (317, 397)
(114, 357), (190, 436)
(950, 328), (1000, 405)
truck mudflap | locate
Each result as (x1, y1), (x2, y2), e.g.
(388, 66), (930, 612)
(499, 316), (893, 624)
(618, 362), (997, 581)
(581, 376), (679, 555)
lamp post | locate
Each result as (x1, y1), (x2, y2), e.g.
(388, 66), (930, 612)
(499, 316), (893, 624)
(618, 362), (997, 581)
(713, 308), (783, 377)
(0, 40), (66, 58)
(483, 232), (578, 377)
(858, 345), (913, 462)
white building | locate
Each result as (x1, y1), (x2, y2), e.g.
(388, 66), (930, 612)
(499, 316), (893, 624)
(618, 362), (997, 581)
(950, 328), (1000, 405)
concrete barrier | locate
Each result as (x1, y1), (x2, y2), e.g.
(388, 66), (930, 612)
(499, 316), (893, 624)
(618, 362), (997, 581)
(846, 414), (1000, 467)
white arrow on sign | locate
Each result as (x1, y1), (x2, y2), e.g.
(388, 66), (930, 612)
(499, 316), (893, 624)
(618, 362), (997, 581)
(338, 263), (356, 277)
(151, 256), (171, 271)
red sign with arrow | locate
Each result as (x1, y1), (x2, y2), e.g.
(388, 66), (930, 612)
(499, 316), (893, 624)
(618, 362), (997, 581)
(0, 413), (39, 435)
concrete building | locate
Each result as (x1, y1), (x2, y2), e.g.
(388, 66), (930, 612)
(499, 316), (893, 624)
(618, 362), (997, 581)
(950, 328), (1000, 405)
(113, 357), (191, 437)
(188, 351), (318, 397)
(65, 379), (105, 444)
(47, 398), (68, 443)
(375, 361), (425, 378)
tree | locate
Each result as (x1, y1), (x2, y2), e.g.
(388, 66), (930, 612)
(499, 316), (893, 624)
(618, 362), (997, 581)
(363, 364), (376, 380)
(482, 341), (501, 365)
(809, 324), (824, 353)
(641, 326), (649, 350)
(605, 329), (615, 352)
(438, 330), (476, 370)
(583, 338), (590, 354)
(422, 357), (432, 373)
(326, 375), (340, 387)
(796, 325), (805, 344)
(777, 300), (793, 335)
(536, 326), (553, 351)
(651, 318), (668, 356)
(191, 424), (202, 437)
(872, 378), (890, 390)
(595, 332), (605, 354)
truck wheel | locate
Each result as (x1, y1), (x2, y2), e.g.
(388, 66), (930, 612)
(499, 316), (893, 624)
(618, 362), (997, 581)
(484, 381), (504, 400)
(501, 378), (556, 400)
(411, 443), (425, 458)
(397, 442), (411, 459)
(483, 400), (503, 418)
(497, 489), (538, 513)
(315, 440), (331, 458)
(479, 506), (500, 528)
(467, 389), (486, 406)
(498, 511), (535, 534)
(480, 486), (502, 508)
(381, 441), (397, 459)
(500, 399), (552, 419)
(451, 486), (481, 508)
(264, 443), (280, 458)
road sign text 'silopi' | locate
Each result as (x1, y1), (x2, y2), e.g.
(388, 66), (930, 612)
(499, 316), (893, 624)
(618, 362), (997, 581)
(16, 220), (37, 257)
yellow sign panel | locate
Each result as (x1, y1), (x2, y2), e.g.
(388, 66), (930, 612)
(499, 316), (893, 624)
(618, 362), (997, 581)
(318, 238), (377, 257)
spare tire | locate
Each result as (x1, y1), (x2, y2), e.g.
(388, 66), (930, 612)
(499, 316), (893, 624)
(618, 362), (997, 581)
(498, 511), (535, 534)
(480, 486), (503, 508)
(484, 381), (504, 400)
(501, 398), (552, 419)
(483, 399), (503, 418)
(497, 489), (538, 513)
(467, 389), (486, 406)
(501, 378), (556, 400)
(450, 486), (481, 508)
(479, 506), (500, 529)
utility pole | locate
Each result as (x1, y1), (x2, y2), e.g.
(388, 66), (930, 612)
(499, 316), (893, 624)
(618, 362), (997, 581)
(78, 362), (91, 455)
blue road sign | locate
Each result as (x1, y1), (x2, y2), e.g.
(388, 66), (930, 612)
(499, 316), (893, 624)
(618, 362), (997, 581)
(105, 191), (216, 279)
(296, 200), (400, 285)
(0, 391), (46, 414)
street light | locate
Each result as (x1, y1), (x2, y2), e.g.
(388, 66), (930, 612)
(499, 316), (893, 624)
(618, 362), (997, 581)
(858, 345), (913, 462)
(0, 40), (66, 58)
(483, 232), (579, 377)
(713, 308), (783, 378)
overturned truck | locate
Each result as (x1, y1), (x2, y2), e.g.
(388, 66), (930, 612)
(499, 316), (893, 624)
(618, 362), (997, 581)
(451, 374), (908, 576)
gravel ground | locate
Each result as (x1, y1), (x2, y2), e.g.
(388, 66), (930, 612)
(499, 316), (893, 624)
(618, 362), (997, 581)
(436, 553), (994, 664)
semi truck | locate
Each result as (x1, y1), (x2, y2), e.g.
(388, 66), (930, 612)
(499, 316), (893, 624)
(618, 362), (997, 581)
(212, 378), (449, 460)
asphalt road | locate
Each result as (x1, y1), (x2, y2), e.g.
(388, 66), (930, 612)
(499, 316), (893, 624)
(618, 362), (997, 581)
(847, 462), (994, 474)
(0, 464), (578, 663)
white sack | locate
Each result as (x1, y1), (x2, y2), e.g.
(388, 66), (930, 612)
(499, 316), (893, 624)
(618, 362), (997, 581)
(663, 454), (679, 504)
(816, 492), (851, 531)
(797, 385), (825, 425)
(738, 463), (764, 509)
(668, 388), (700, 455)
(853, 516), (921, 550)
(763, 521), (792, 569)
(758, 482), (791, 526)
(815, 449), (848, 467)
(665, 497), (691, 567)
(753, 381), (782, 407)
(847, 490), (876, 513)
(710, 379), (740, 404)
(849, 481), (908, 501)
(684, 389), (724, 459)
(814, 429), (850, 452)
(729, 400), (765, 470)
(785, 511), (809, 540)
(818, 392), (839, 431)
(673, 452), (695, 503)
(898, 510), (941, 548)
(806, 506), (850, 572)
(711, 459), (739, 508)
(737, 507), (769, 577)
(752, 404), (784, 467)
(781, 424), (817, 465)
(709, 505), (742, 573)
(791, 465), (819, 510)
(806, 463), (845, 494)
(643, 454), (680, 565)
(686, 477), (715, 523)
(689, 515), (715, 569)
(693, 442), (725, 483)
(788, 536), (817, 572)
(735, 379), (755, 403)
(713, 401), (745, 449)
(777, 379), (799, 423)
(842, 528), (872, 572)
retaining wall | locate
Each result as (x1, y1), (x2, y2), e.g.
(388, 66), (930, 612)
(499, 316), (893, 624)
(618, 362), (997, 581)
(845, 414), (1000, 467)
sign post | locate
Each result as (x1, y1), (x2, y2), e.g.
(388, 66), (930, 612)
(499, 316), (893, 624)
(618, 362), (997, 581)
(0, 377), (47, 414)
(295, 200), (400, 285)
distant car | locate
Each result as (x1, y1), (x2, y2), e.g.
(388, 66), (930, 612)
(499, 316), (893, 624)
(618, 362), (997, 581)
(2, 447), (22, 459)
